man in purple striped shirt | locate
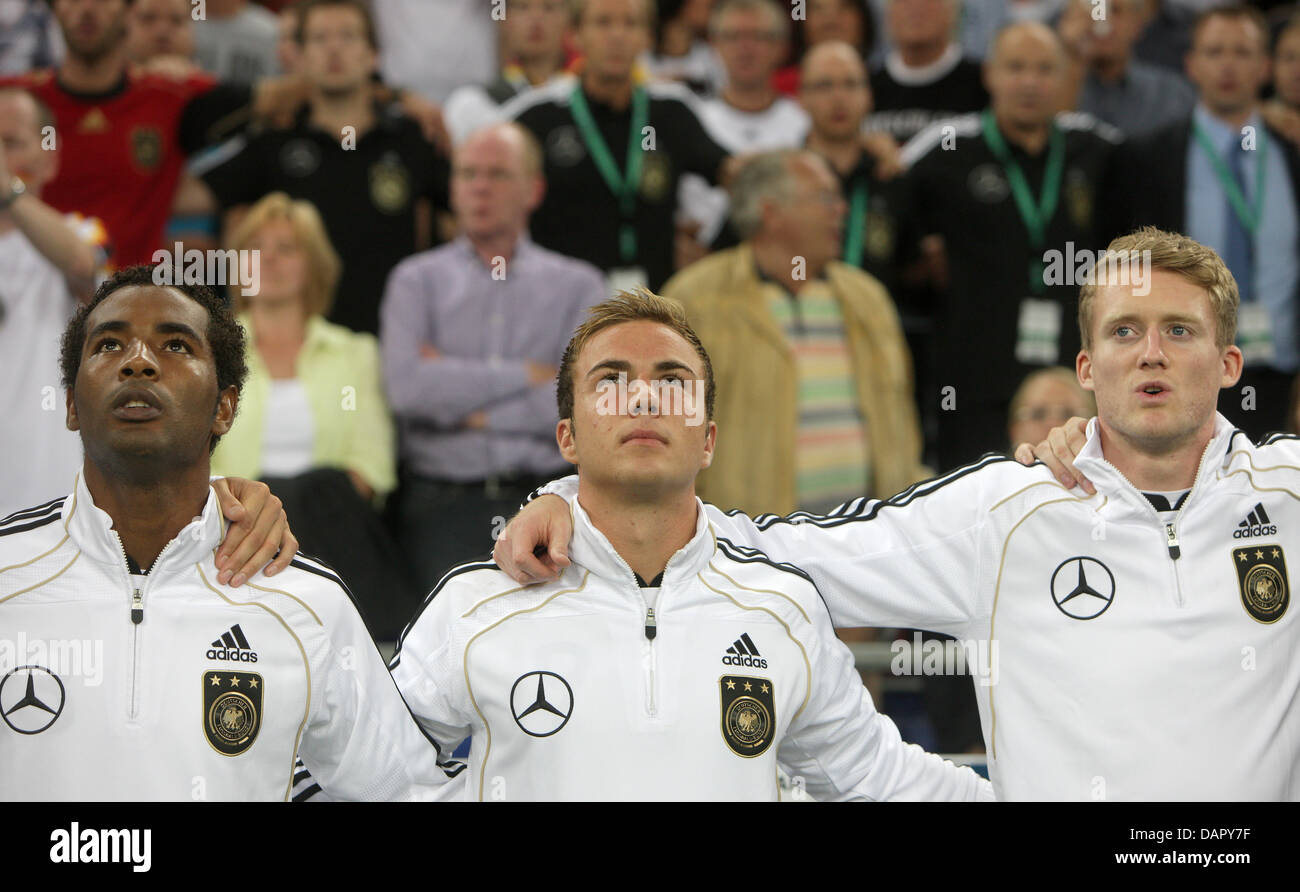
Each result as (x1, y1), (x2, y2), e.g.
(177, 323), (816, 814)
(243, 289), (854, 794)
(379, 121), (606, 593)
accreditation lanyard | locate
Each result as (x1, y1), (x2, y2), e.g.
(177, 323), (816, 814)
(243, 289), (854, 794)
(569, 84), (649, 263)
(1192, 121), (1268, 237)
(842, 175), (868, 268)
(980, 109), (1065, 295)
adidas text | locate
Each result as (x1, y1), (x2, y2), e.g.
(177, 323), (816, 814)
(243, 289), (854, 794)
(205, 647), (258, 662)
(208, 625), (257, 662)
(721, 654), (768, 668)
(1236, 505), (1276, 538)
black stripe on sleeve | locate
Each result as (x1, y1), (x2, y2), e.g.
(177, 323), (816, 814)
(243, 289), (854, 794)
(288, 554), (371, 627)
(288, 555), (467, 778)
(383, 556), (501, 777)
(729, 452), (1014, 532)
(292, 783), (322, 803)
(716, 537), (817, 586)
(0, 497), (65, 528)
(289, 554), (354, 596)
(715, 537), (837, 624)
(387, 556), (500, 672)
(0, 511), (64, 538)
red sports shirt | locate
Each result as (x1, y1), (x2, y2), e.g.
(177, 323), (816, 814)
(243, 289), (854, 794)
(8, 68), (216, 266)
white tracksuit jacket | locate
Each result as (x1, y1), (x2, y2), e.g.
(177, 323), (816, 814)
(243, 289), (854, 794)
(390, 495), (993, 801)
(541, 413), (1300, 800)
(0, 473), (458, 801)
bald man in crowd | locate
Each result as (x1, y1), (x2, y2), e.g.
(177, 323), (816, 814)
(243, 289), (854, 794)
(897, 21), (1129, 472)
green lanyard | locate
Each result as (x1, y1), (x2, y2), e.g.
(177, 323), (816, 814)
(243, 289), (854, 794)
(980, 109), (1065, 295)
(569, 84), (649, 263)
(1192, 121), (1268, 235)
(842, 176), (868, 268)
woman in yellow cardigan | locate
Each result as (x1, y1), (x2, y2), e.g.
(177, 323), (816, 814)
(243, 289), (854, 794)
(212, 192), (413, 637)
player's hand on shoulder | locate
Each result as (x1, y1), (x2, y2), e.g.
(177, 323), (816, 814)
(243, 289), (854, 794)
(1012, 416), (1094, 494)
(493, 494), (572, 584)
(211, 477), (298, 586)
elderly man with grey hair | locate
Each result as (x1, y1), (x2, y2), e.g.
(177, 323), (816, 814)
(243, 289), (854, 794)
(660, 148), (927, 518)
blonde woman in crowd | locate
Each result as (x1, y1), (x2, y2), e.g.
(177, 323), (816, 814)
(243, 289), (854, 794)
(212, 191), (416, 637)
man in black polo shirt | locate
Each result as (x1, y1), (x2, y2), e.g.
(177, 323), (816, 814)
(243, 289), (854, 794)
(197, 0), (448, 334)
(898, 21), (1128, 471)
(868, 0), (988, 144)
(503, 0), (730, 292)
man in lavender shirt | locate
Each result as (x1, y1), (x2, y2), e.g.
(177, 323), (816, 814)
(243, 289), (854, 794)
(379, 121), (607, 593)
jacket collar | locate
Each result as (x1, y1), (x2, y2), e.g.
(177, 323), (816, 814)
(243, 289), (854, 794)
(567, 494), (715, 590)
(1071, 412), (1238, 514)
(62, 472), (225, 579)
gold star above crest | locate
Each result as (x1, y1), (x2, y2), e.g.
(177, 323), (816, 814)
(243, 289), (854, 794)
(229, 676), (240, 687)
(210, 674), (222, 686)
(1273, 548), (1281, 559)
(725, 680), (735, 690)
(1238, 551), (1248, 562)
(743, 681), (752, 691)
(760, 683), (769, 694)
(248, 678), (259, 688)
(1256, 550), (1265, 560)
